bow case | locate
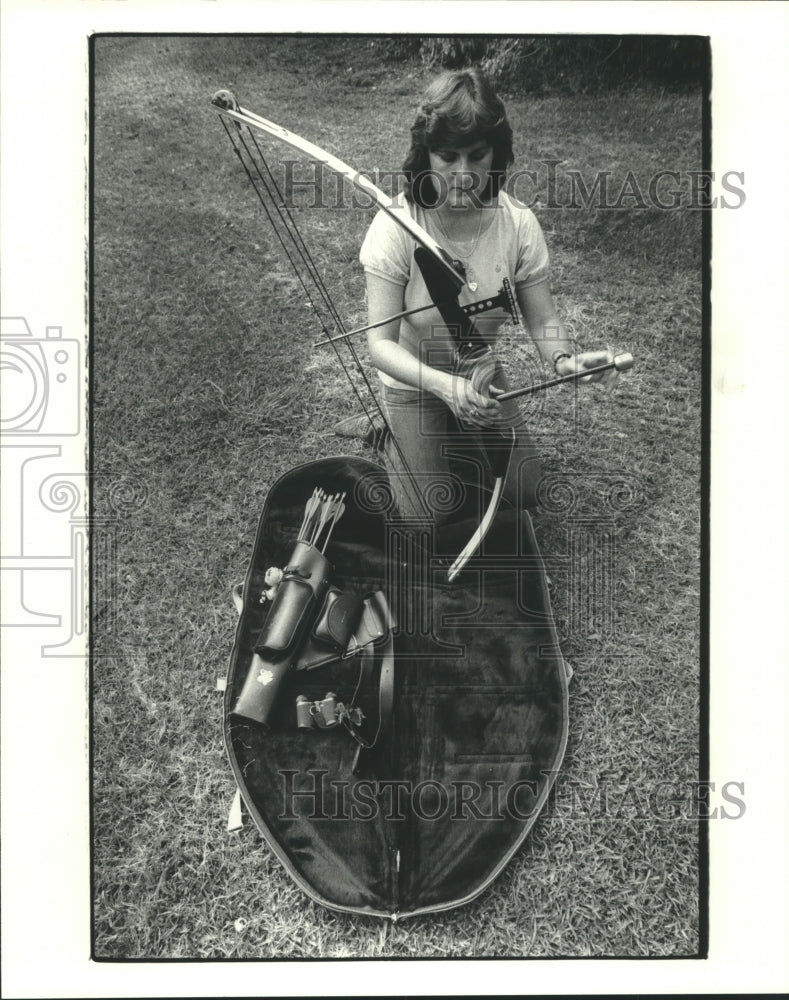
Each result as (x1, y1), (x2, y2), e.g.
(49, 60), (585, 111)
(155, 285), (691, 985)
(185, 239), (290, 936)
(224, 456), (569, 919)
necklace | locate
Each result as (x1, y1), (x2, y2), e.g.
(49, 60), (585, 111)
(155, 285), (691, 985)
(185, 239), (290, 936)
(433, 209), (485, 290)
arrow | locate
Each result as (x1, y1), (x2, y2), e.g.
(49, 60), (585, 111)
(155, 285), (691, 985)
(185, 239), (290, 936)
(312, 280), (520, 349)
(497, 353), (634, 401)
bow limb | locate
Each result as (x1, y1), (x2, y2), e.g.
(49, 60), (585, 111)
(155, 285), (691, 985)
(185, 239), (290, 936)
(211, 91), (465, 294)
(447, 426), (515, 581)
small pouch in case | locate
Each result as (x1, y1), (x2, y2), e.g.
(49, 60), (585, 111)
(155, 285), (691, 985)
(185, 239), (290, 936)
(295, 588), (392, 671)
(311, 588), (364, 652)
(345, 590), (391, 653)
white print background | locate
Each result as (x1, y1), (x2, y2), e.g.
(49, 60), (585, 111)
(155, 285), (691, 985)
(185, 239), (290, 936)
(1, 1), (788, 997)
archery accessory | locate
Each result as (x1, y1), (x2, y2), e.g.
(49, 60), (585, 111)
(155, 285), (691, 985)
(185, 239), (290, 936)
(231, 475), (394, 727)
(212, 89), (455, 525)
(294, 585), (390, 671)
(297, 488), (323, 541)
(309, 491), (335, 546)
(292, 584), (395, 776)
(210, 91), (523, 575)
(231, 536), (332, 727)
(492, 352), (634, 401)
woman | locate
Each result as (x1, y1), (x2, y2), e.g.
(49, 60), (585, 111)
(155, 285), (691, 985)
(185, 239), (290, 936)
(356, 68), (615, 523)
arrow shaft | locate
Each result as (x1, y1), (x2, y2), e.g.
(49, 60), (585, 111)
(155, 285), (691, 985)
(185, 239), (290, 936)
(313, 284), (515, 348)
(314, 302), (444, 347)
(497, 357), (629, 401)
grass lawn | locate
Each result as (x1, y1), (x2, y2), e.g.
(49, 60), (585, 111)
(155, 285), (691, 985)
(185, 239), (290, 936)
(92, 35), (703, 958)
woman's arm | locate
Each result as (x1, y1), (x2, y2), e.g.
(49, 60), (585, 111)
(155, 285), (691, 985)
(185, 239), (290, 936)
(365, 272), (500, 423)
(517, 280), (616, 384)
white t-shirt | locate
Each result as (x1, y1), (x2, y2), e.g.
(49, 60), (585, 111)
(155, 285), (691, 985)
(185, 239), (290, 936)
(359, 190), (550, 388)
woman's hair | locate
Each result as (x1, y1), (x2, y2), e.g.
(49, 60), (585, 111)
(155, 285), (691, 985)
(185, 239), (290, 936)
(403, 68), (514, 207)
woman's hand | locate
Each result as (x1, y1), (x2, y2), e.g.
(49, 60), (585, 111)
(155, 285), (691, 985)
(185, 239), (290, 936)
(556, 349), (618, 388)
(438, 374), (503, 427)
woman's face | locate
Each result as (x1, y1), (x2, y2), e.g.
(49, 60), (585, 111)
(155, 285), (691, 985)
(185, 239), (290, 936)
(428, 140), (494, 210)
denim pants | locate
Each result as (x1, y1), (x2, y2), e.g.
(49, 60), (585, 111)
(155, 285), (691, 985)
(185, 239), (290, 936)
(381, 378), (542, 525)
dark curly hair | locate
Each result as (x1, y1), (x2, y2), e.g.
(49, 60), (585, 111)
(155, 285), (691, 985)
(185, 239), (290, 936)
(403, 68), (514, 207)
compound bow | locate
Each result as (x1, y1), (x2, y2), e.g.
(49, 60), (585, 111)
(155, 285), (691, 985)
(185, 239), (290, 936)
(210, 90), (628, 580)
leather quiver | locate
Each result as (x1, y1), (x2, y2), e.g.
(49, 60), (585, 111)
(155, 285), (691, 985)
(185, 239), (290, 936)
(255, 540), (332, 654)
(231, 540), (332, 727)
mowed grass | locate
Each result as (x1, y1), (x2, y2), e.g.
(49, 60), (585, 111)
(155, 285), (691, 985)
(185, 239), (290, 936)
(92, 36), (703, 958)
